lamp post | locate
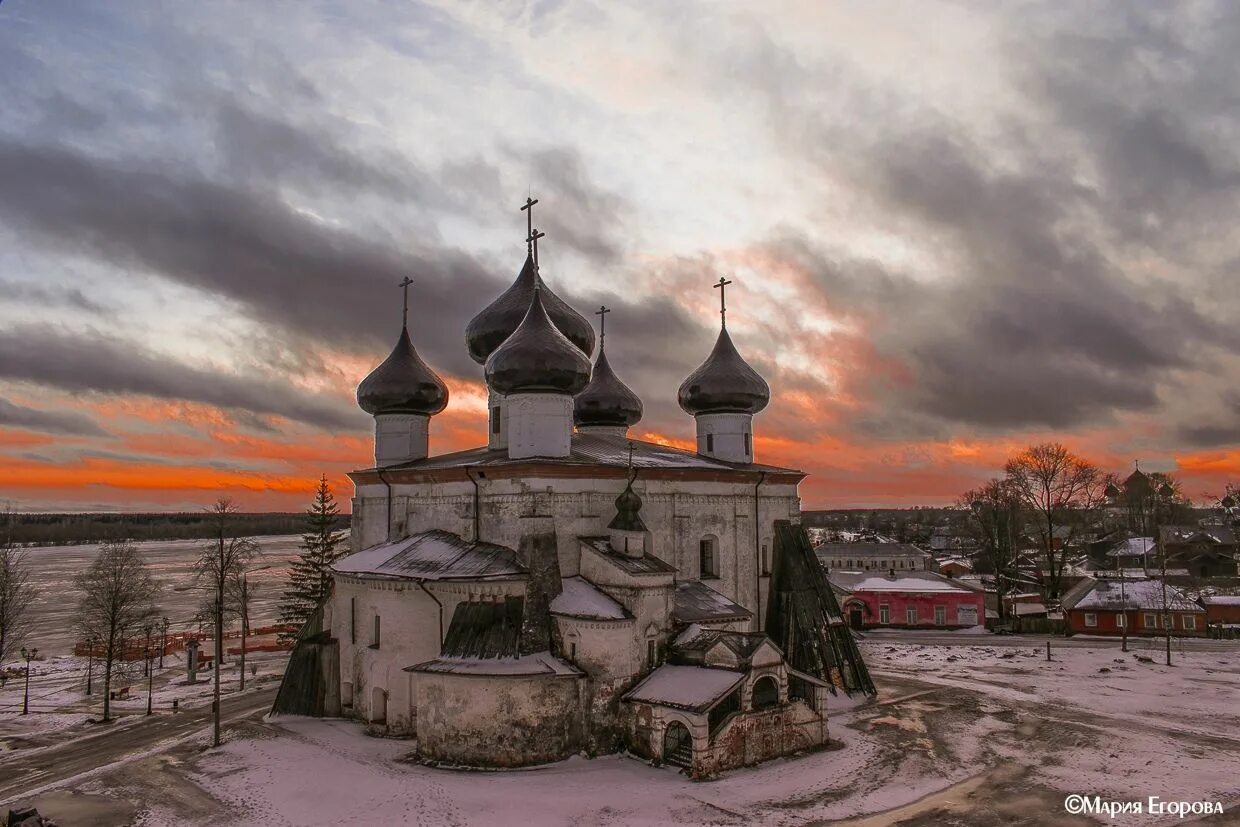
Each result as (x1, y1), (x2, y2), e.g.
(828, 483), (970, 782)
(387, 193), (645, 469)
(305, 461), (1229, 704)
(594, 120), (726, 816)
(20, 646), (37, 715)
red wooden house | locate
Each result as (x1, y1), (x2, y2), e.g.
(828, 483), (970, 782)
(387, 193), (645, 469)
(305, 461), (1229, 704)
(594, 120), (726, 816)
(1061, 577), (1206, 637)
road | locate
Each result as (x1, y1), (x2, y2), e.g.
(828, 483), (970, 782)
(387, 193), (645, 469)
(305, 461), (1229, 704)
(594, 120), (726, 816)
(860, 628), (1240, 652)
(0, 686), (278, 806)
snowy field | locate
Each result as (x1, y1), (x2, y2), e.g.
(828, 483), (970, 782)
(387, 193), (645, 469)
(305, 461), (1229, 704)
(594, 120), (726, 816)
(17, 535), (307, 655)
(5, 637), (1238, 825)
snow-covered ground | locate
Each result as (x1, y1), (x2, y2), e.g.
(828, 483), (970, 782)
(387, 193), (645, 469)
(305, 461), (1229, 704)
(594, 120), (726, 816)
(10, 638), (1240, 825)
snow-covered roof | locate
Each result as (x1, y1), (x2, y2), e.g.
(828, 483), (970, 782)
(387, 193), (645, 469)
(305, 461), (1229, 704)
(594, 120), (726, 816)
(673, 581), (753, 623)
(622, 665), (745, 711)
(550, 576), (629, 620)
(1202, 595), (1240, 606)
(578, 537), (677, 576)
(829, 570), (974, 594)
(1063, 578), (1203, 612)
(1011, 602), (1047, 617)
(1160, 525), (1237, 546)
(334, 530), (522, 581)
(1107, 537), (1155, 557)
(408, 652), (580, 677)
(815, 543), (931, 559)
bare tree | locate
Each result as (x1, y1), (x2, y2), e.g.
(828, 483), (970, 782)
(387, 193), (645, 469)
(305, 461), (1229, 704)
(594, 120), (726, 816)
(1005, 442), (1105, 601)
(226, 567), (261, 691)
(195, 498), (258, 746)
(0, 506), (38, 667)
(74, 540), (159, 721)
(960, 478), (1024, 624)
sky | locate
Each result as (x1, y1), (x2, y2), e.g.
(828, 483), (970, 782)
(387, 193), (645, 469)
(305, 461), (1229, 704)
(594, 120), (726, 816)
(1, 1), (1239, 512)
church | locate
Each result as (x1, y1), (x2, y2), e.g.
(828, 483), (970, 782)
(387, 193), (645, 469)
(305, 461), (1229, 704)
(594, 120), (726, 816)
(274, 206), (872, 778)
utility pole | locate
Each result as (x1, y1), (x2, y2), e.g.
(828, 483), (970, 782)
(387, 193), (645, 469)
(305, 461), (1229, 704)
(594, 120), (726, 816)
(21, 646), (37, 715)
(85, 636), (96, 696)
(145, 636), (154, 716)
(238, 573), (249, 692)
(160, 616), (169, 669)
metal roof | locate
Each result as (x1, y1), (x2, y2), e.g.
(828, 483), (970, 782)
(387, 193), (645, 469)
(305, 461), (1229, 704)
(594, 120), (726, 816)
(579, 537), (678, 575)
(358, 432), (799, 475)
(333, 529), (524, 581)
(673, 581), (753, 623)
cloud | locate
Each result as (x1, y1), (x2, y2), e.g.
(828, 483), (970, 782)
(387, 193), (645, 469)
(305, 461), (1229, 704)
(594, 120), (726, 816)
(0, 397), (109, 436)
(0, 325), (364, 432)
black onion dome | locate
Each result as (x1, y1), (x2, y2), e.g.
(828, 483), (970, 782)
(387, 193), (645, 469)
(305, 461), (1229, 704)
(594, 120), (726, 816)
(357, 327), (449, 416)
(677, 327), (770, 416)
(465, 253), (596, 364)
(608, 479), (647, 532)
(574, 348), (643, 427)
(485, 288), (592, 395)
(1123, 468), (1152, 497)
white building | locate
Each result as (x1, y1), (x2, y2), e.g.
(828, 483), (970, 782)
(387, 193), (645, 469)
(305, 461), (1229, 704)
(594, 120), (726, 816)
(275, 231), (872, 777)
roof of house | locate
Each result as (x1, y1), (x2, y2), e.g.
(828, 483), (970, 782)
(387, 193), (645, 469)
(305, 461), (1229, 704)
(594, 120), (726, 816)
(829, 569), (976, 595)
(673, 581), (753, 623)
(815, 543), (931, 558)
(1202, 595), (1240, 606)
(622, 664), (745, 711)
(578, 537), (678, 575)
(1107, 537), (1155, 557)
(440, 598), (523, 658)
(1159, 525), (1238, 546)
(355, 432), (799, 476)
(334, 530), (523, 581)
(671, 625), (774, 665)
(549, 576), (630, 621)
(1061, 577), (1203, 612)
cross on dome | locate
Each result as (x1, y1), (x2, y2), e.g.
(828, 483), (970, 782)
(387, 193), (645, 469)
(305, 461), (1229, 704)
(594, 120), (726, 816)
(714, 276), (733, 328)
(400, 276), (414, 329)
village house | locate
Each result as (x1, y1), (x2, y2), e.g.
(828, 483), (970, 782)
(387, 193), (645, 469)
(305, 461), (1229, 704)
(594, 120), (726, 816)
(1060, 577), (1206, 637)
(828, 569), (985, 630)
(1200, 594), (1240, 638)
(814, 543), (934, 573)
(937, 556), (973, 578)
(1157, 526), (1239, 578)
(273, 223), (874, 776)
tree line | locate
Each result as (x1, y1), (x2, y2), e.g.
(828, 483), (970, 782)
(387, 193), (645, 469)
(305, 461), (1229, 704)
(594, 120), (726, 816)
(3, 511), (348, 547)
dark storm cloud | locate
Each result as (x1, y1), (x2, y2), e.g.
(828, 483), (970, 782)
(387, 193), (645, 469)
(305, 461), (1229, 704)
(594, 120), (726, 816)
(0, 138), (502, 380)
(0, 397), (109, 437)
(0, 325), (365, 432)
(740, 6), (1240, 440)
(516, 146), (630, 265)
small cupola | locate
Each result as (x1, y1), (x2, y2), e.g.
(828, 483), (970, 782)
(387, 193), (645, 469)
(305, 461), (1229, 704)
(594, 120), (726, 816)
(357, 278), (449, 467)
(608, 450), (647, 558)
(575, 305), (642, 436)
(677, 277), (769, 463)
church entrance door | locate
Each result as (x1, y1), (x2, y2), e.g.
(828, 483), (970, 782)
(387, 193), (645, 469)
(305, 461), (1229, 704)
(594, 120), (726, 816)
(371, 687), (387, 724)
(662, 721), (692, 768)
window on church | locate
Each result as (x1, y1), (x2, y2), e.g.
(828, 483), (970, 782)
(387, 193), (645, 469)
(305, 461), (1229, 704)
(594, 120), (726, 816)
(490, 406), (501, 435)
(743, 432), (751, 456)
(371, 614), (381, 649)
(647, 639), (657, 668)
(706, 433), (714, 453)
(570, 642), (578, 661)
(761, 541), (771, 575)
(350, 597), (356, 645)
(700, 537), (718, 578)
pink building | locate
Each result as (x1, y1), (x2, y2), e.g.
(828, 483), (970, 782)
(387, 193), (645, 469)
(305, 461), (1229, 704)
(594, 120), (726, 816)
(829, 569), (986, 630)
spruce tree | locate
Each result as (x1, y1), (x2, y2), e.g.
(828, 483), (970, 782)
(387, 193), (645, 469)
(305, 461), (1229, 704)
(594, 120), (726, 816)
(280, 475), (347, 636)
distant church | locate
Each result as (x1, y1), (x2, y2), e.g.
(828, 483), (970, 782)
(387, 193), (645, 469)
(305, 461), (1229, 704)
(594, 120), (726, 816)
(275, 204), (871, 777)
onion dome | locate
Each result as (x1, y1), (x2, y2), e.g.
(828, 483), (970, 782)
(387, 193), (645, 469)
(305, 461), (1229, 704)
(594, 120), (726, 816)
(465, 254), (595, 365)
(485, 288), (592, 395)
(678, 327), (770, 416)
(1104, 482), (1121, 499)
(357, 327), (449, 416)
(608, 478), (647, 532)
(575, 348), (643, 428)
(1123, 468), (1152, 497)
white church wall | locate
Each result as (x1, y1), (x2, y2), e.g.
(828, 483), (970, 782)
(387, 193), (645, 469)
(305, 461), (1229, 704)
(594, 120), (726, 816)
(351, 475), (799, 630)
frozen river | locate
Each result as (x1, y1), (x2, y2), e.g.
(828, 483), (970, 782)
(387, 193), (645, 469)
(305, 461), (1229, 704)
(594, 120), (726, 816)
(17, 535), (319, 656)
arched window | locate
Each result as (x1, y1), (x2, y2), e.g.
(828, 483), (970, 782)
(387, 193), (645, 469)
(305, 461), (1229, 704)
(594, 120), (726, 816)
(699, 536), (718, 579)
(761, 538), (772, 576)
(752, 675), (779, 711)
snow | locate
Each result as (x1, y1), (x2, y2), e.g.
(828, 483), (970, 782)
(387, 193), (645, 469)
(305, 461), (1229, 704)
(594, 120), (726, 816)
(1071, 579), (1201, 611)
(550, 576), (628, 620)
(1107, 537), (1155, 557)
(623, 664), (744, 710)
(1203, 595), (1240, 606)
(849, 576), (969, 593)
